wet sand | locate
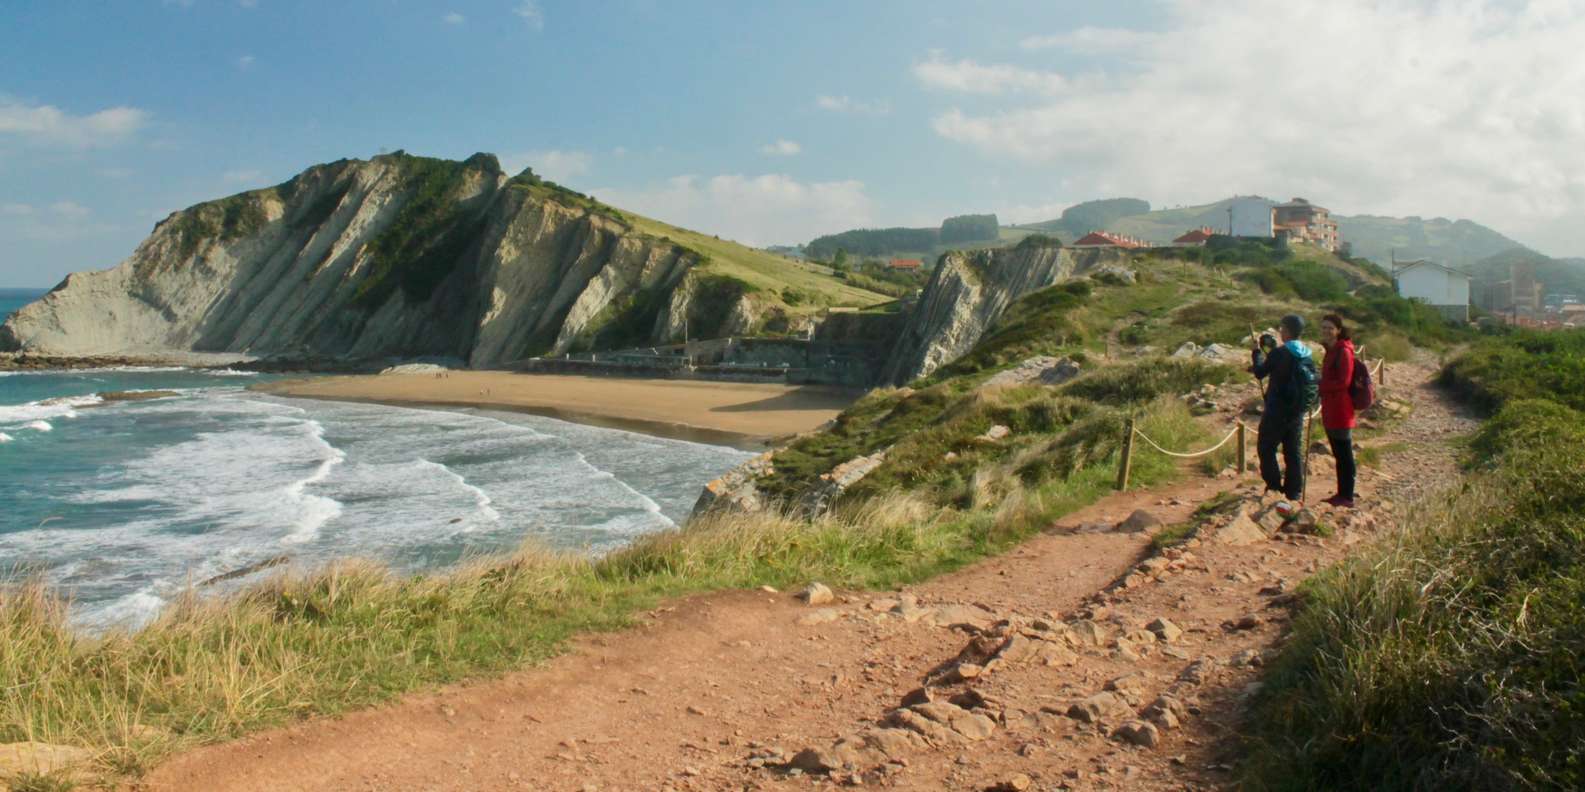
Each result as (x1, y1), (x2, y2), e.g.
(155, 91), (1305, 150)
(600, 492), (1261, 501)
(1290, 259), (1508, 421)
(254, 372), (857, 449)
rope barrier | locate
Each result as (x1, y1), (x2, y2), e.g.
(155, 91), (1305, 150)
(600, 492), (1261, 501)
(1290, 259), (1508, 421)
(1115, 355), (1388, 490)
(1131, 423), (1241, 459)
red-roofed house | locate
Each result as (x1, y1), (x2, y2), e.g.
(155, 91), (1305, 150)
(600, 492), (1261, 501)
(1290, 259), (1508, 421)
(1071, 230), (1147, 249)
(888, 258), (923, 270)
(1172, 227), (1216, 247)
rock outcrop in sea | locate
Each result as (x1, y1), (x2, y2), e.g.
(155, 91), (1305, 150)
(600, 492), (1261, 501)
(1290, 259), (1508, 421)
(0, 152), (718, 367)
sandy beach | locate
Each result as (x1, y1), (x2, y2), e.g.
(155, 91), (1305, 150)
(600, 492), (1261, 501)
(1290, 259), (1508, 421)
(255, 372), (858, 448)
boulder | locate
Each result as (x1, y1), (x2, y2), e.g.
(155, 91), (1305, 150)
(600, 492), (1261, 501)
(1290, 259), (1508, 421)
(979, 424), (1012, 442)
(1114, 509), (1164, 534)
(981, 356), (1083, 388)
(1066, 691), (1129, 723)
(1113, 720), (1161, 748)
(927, 603), (997, 631)
(1146, 617), (1183, 643)
(798, 582), (834, 605)
(1215, 510), (1269, 546)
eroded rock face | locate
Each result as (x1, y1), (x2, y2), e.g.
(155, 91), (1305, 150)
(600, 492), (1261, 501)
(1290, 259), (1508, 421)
(0, 153), (698, 367)
(881, 246), (1125, 384)
(692, 451), (774, 515)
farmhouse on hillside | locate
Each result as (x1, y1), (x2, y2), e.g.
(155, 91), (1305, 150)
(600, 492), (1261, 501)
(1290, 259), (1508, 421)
(1226, 196), (1276, 237)
(887, 258), (923, 271)
(1172, 227), (1216, 247)
(1394, 259), (1471, 322)
(1071, 231), (1148, 249)
(1271, 198), (1342, 252)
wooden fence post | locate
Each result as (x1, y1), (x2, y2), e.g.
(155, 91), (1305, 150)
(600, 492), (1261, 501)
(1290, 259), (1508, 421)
(1236, 421), (1248, 473)
(1115, 418), (1136, 491)
(1380, 362), (1387, 387)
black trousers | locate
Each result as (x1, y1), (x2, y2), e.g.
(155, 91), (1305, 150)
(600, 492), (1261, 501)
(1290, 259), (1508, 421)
(1257, 415), (1305, 500)
(1326, 427), (1356, 499)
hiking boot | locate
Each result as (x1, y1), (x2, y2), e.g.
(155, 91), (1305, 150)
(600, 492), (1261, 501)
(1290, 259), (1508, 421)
(1323, 494), (1356, 508)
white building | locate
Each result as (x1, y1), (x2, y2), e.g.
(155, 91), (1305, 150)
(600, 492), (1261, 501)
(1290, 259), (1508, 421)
(1226, 196), (1275, 237)
(1394, 260), (1471, 321)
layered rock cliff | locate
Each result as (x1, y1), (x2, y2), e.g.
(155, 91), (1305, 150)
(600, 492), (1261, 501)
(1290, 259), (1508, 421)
(0, 153), (723, 366)
(882, 243), (1125, 384)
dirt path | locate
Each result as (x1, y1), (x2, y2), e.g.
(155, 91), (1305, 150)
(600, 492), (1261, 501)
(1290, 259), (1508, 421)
(139, 363), (1468, 792)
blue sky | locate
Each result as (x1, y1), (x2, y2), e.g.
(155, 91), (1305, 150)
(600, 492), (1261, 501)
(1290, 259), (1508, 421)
(3, 0), (1583, 286)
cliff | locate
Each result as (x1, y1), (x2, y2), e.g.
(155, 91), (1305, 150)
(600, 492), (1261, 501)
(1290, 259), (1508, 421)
(881, 243), (1125, 384)
(1, 152), (886, 366)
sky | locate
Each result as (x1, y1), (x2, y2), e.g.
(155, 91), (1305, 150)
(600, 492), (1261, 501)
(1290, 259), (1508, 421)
(3, 0), (1584, 287)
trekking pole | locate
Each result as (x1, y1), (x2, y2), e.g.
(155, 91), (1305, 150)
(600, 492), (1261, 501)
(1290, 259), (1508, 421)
(1249, 323), (1267, 399)
(1301, 407), (1317, 505)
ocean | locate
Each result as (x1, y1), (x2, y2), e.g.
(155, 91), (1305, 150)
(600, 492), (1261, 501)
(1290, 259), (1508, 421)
(0, 288), (753, 631)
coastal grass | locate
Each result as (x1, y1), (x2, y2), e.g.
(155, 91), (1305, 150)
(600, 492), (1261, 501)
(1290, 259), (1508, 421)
(1240, 334), (1585, 791)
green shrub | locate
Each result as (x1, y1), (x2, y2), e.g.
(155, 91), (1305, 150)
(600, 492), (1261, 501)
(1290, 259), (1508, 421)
(1015, 233), (1062, 250)
(1239, 259), (1349, 303)
(1468, 398), (1585, 462)
(1365, 330), (1412, 362)
(1057, 357), (1235, 405)
(1440, 329), (1585, 413)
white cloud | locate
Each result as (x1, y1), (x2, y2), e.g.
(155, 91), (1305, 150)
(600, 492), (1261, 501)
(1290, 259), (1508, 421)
(500, 149), (590, 182)
(238, 0), (259, 8)
(759, 139), (801, 156)
(0, 99), (149, 149)
(48, 201), (91, 218)
(443, 11), (465, 24)
(913, 51), (1065, 95)
(237, 54), (256, 70)
(222, 168), (265, 184)
(1, 203), (34, 216)
(513, 1), (543, 30)
(928, 0), (1585, 254)
(612, 146), (628, 156)
(1019, 26), (1160, 53)
(815, 95), (890, 116)
(595, 173), (875, 247)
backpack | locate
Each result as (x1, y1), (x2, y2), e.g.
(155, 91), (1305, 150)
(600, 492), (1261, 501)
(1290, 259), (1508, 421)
(1350, 356), (1375, 411)
(1293, 354), (1320, 414)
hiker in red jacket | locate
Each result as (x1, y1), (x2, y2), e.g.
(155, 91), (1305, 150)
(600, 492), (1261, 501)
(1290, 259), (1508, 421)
(1318, 314), (1357, 507)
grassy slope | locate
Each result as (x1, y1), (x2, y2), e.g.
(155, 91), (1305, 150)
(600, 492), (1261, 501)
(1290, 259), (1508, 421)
(622, 213), (889, 311)
(0, 243), (1471, 788)
(1241, 329), (1585, 791)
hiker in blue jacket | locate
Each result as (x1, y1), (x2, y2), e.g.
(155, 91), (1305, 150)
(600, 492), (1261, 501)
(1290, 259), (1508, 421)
(1249, 314), (1318, 505)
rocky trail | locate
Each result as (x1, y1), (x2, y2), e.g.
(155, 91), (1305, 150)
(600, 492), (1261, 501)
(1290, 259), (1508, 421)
(135, 357), (1470, 792)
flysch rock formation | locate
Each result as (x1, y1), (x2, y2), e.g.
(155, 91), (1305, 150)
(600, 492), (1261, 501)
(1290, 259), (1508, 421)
(881, 244), (1127, 385)
(0, 152), (707, 367)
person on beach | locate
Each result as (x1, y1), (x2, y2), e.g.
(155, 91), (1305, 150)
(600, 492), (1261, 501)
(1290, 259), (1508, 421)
(1249, 314), (1318, 509)
(1318, 314), (1357, 508)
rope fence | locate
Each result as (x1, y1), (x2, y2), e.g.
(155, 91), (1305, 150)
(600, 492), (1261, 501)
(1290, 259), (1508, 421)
(1115, 357), (1387, 491)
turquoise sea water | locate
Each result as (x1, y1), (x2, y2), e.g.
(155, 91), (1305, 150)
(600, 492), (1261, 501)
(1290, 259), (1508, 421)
(1, 288), (752, 630)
